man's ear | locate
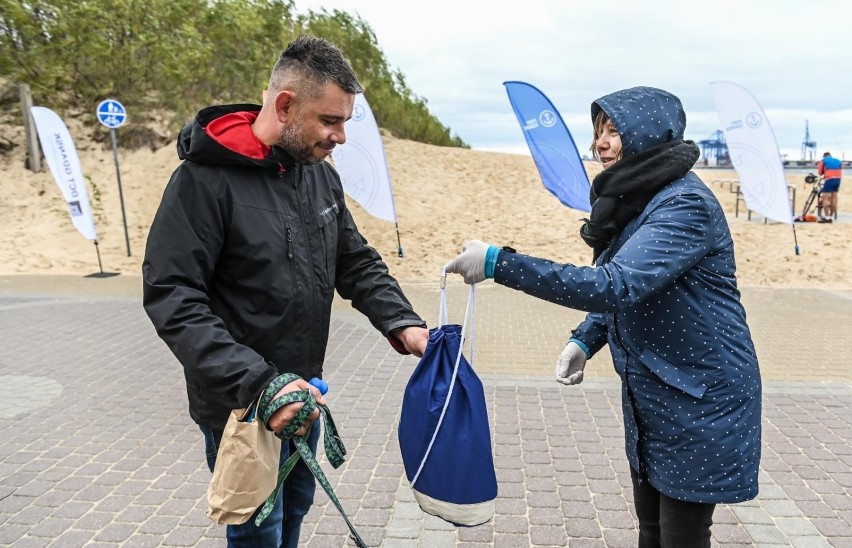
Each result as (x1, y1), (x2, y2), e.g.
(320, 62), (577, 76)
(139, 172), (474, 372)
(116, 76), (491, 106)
(273, 90), (296, 124)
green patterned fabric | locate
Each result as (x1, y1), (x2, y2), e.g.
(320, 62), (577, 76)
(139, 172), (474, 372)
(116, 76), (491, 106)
(255, 374), (366, 548)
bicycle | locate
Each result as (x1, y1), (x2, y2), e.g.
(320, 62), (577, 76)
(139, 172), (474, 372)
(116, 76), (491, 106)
(793, 173), (823, 222)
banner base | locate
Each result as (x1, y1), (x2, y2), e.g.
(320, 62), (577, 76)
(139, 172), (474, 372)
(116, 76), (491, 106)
(85, 272), (120, 278)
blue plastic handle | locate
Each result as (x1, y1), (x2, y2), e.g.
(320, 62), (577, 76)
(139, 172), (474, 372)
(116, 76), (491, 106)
(309, 377), (328, 395)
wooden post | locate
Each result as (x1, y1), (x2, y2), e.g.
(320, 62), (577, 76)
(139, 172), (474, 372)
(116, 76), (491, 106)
(19, 83), (42, 172)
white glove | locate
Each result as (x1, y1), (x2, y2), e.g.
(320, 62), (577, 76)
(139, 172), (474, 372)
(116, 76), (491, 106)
(444, 240), (491, 285)
(555, 341), (586, 385)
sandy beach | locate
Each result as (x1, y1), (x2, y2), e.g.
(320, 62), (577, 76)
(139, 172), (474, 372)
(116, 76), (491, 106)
(1, 112), (849, 290)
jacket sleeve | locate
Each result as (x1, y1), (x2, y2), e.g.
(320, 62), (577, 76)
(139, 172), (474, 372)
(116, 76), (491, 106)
(570, 313), (609, 358)
(494, 191), (717, 313)
(333, 205), (426, 338)
(142, 167), (278, 409)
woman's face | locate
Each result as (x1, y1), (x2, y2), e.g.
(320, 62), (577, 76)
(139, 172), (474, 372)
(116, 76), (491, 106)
(595, 120), (623, 170)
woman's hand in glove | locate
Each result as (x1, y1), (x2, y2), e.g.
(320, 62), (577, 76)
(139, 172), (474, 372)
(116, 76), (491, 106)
(556, 341), (587, 385)
(444, 240), (493, 284)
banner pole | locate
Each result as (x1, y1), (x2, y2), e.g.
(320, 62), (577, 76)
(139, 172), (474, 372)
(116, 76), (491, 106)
(95, 240), (105, 274)
(85, 240), (119, 278)
(792, 225), (800, 256)
(110, 128), (132, 257)
(394, 222), (404, 258)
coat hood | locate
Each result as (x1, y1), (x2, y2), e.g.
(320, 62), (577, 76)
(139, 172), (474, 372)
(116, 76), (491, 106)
(591, 87), (686, 157)
(176, 103), (295, 169)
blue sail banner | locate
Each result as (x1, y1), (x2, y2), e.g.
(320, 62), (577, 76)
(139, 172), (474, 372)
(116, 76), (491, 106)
(504, 81), (591, 212)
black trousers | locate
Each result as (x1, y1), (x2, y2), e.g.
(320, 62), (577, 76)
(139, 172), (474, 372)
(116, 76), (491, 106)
(630, 467), (716, 548)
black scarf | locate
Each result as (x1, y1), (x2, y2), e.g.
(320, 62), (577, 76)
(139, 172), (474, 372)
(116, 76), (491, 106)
(580, 139), (700, 262)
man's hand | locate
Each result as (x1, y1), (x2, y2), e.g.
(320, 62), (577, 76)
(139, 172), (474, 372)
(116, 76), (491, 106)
(394, 326), (429, 357)
(266, 378), (326, 436)
(444, 240), (491, 284)
(556, 341), (587, 385)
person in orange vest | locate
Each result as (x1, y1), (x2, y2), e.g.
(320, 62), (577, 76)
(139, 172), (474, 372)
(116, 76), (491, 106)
(817, 151), (843, 222)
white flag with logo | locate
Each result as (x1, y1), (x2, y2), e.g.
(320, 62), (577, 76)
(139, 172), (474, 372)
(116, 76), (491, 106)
(331, 93), (398, 223)
(709, 81), (793, 224)
(30, 106), (99, 240)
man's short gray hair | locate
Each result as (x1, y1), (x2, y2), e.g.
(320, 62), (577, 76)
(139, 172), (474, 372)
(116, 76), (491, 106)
(268, 35), (364, 100)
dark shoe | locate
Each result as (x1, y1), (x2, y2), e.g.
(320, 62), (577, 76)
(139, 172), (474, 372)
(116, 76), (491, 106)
(818, 218), (833, 223)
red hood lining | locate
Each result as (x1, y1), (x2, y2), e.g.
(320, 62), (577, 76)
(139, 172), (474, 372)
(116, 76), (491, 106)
(203, 111), (271, 160)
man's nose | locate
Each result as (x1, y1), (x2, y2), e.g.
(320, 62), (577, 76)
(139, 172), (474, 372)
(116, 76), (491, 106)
(331, 127), (346, 145)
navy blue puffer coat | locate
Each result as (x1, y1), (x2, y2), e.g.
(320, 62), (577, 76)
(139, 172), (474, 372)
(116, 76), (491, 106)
(495, 87), (761, 504)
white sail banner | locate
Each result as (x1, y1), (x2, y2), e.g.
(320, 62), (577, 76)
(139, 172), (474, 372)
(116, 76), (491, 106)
(331, 93), (397, 223)
(709, 81), (792, 224)
(30, 106), (98, 240)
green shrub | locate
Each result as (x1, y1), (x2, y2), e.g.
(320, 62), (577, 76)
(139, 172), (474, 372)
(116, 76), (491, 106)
(0, 0), (468, 148)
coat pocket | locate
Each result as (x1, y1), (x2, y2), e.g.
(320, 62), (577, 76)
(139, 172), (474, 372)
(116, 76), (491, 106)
(637, 347), (707, 399)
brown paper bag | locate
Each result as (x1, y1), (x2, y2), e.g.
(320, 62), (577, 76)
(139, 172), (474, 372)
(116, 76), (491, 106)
(207, 404), (282, 525)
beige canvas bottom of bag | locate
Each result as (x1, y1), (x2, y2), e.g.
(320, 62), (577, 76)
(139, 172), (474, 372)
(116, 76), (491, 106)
(413, 489), (494, 527)
(207, 406), (282, 525)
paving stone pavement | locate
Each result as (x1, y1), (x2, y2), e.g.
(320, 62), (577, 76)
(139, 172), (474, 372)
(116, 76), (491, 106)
(0, 275), (851, 547)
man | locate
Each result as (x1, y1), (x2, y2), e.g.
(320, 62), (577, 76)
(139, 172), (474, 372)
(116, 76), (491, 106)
(817, 151), (843, 222)
(142, 35), (428, 547)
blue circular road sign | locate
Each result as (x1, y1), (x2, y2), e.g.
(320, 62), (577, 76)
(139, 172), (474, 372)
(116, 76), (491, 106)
(96, 99), (127, 129)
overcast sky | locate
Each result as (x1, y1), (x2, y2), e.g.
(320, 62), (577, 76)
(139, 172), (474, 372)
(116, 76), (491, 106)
(296, 0), (851, 161)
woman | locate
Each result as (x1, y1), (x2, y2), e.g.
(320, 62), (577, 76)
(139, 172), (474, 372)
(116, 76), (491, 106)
(444, 86), (761, 547)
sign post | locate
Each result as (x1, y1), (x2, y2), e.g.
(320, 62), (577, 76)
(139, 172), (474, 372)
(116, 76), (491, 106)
(96, 99), (131, 257)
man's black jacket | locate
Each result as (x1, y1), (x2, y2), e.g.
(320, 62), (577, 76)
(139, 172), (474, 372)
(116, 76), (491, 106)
(142, 104), (425, 429)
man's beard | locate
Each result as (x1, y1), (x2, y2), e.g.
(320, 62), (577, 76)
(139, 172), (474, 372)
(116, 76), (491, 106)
(275, 118), (325, 166)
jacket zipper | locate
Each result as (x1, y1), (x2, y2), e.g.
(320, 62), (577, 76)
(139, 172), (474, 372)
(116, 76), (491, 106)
(293, 163), (319, 367)
(280, 217), (297, 296)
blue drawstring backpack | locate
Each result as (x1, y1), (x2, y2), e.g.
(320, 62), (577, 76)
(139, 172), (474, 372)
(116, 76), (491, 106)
(398, 276), (497, 526)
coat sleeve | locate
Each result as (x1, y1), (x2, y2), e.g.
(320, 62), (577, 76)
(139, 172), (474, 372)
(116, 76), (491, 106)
(570, 313), (609, 357)
(494, 191), (717, 313)
(142, 167), (278, 409)
(333, 205), (426, 339)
